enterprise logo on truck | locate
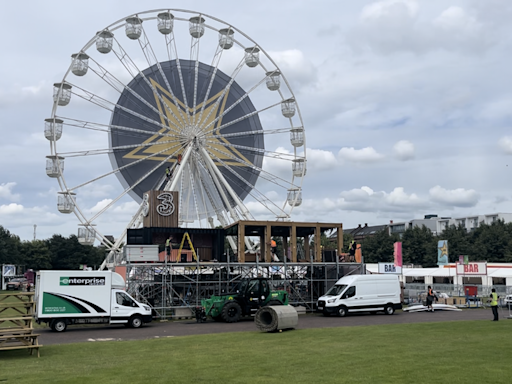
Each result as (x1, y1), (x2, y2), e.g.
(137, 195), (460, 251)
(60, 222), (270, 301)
(60, 277), (106, 286)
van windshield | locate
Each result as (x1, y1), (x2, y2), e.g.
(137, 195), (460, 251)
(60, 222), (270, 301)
(325, 284), (347, 296)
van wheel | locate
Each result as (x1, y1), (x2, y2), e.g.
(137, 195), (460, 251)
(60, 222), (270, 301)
(337, 306), (348, 317)
(384, 305), (395, 315)
(51, 319), (67, 332)
(129, 315), (143, 328)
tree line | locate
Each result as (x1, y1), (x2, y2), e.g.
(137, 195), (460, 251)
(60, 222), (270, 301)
(354, 220), (512, 266)
(0, 226), (106, 271)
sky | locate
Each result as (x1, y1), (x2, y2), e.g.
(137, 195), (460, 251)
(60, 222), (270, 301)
(1, 0), (512, 242)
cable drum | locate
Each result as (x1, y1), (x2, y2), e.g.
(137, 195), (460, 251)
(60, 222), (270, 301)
(254, 305), (298, 332)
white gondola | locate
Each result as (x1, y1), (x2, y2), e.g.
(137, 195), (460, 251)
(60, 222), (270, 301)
(287, 188), (302, 207)
(46, 156), (64, 178)
(266, 71), (281, 91)
(281, 98), (296, 118)
(71, 53), (89, 76)
(189, 16), (205, 38)
(126, 17), (143, 40)
(96, 30), (114, 54)
(57, 192), (75, 214)
(157, 12), (174, 34)
(292, 159), (306, 177)
(244, 47), (260, 67)
(53, 83), (72, 106)
(290, 127), (304, 147)
(218, 28), (234, 49)
(78, 226), (96, 246)
(44, 118), (63, 141)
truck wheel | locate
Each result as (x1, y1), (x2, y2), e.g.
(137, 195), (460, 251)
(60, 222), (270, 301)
(337, 306), (348, 317)
(51, 319), (67, 332)
(129, 315), (143, 328)
(384, 305), (395, 315)
(221, 301), (242, 323)
(266, 300), (282, 306)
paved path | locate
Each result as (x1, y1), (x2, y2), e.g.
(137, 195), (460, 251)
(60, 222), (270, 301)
(39, 308), (497, 346)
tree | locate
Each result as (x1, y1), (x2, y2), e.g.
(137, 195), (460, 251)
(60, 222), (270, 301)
(402, 225), (437, 267)
(361, 229), (400, 263)
(0, 225), (22, 265)
(21, 240), (52, 270)
(47, 234), (104, 270)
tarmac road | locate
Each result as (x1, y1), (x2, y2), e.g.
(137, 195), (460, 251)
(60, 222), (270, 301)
(39, 308), (496, 346)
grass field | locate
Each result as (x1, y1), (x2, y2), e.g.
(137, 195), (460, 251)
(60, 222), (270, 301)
(1, 320), (510, 383)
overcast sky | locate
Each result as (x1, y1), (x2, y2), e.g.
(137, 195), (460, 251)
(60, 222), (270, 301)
(1, 0), (512, 242)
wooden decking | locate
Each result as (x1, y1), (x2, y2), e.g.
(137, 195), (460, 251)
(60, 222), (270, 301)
(0, 292), (42, 357)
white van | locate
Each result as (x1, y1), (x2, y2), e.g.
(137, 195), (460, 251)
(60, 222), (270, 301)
(317, 274), (402, 317)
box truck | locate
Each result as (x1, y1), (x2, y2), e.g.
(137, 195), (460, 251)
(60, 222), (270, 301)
(317, 274), (402, 317)
(35, 270), (152, 332)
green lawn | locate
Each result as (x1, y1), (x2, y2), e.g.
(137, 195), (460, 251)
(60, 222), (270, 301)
(1, 320), (510, 383)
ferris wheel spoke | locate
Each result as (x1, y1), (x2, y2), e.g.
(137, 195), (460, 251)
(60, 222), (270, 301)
(86, 57), (183, 134)
(207, 152), (289, 218)
(199, 72), (270, 134)
(204, 144), (299, 190)
(196, 57), (246, 132)
(201, 101), (281, 138)
(194, 41), (225, 128)
(69, 85), (177, 134)
(205, 138), (298, 161)
(164, 32), (192, 126)
(57, 140), (182, 158)
(66, 142), (184, 193)
(58, 117), (178, 139)
(136, 24), (189, 127)
(209, 127), (294, 140)
(108, 39), (188, 132)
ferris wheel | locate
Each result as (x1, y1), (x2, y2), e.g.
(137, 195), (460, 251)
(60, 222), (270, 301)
(45, 9), (306, 260)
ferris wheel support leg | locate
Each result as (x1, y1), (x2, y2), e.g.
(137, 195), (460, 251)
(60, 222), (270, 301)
(164, 144), (193, 192)
(199, 147), (253, 221)
(198, 148), (241, 223)
(98, 200), (147, 270)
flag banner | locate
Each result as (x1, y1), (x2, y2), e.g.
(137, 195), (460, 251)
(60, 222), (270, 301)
(437, 240), (448, 265)
(464, 255), (469, 265)
(393, 242), (402, 267)
(459, 255), (464, 265)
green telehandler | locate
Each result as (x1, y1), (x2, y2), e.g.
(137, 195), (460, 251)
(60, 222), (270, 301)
(199, 278), (288, 323)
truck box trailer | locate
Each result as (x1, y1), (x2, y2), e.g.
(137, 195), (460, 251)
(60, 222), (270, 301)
(35, 270), (152, 332)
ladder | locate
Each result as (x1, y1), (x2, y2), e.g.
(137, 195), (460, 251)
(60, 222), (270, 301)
(177, 232), (198, 262)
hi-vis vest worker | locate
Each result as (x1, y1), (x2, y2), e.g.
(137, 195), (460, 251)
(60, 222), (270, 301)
(491, 292), (498, 306)
(428, 288), (433, 297)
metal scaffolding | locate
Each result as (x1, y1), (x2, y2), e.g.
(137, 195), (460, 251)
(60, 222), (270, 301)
(125, 261), (364, 318)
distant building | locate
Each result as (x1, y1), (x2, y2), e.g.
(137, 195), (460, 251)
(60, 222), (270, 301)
(389, 213), (512, 237)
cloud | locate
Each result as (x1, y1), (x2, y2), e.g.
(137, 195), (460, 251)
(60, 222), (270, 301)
(0, 203), (24, 215)
(0, 182), (21, 202)
(268, 49), (317, 90)
(429, 185), (479, 207)
(336, 185), (427, 213)
(498, 136), (512, 154)
(305, 148), (338, 171)
(338, 147), (384, 163)
(393, 140), (415, 160)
